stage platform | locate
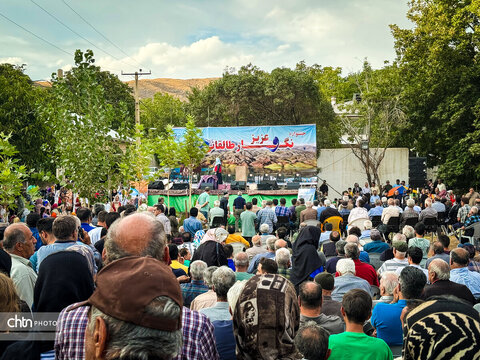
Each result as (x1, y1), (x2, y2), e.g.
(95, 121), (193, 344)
(147, 189), (302, 212)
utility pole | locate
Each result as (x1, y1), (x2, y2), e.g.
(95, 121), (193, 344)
(121, 69), (151, 144)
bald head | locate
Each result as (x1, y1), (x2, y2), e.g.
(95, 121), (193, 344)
(346, 234), (359, 244)
(3, 223), (35, 258)
(104, 213), (166, 263)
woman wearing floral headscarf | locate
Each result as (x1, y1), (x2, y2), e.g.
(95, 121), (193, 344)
(191, 228), (228, 267)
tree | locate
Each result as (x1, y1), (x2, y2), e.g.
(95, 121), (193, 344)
(140, 93), (187, 138)
(0, 64), (54, 174)
(0, 133), (28, 213)
(40, 50), (132, 201)
(187, 63), (339, 149)
(153, 125), (182, 208)
(177, 116), (208, 208)
(62, 50), (135, 130)
(391, 0), (480, 190)
(338, 62), (407, 187)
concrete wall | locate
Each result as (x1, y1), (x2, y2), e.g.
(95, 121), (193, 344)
(317, 148), (409, 198)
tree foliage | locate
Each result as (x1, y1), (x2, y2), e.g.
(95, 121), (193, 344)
(41, 50), (132, 201)
(339, 62), (407, 186)
(177, 116), (208, 207)
(140, 93), (187, 138)
(187, 63), (339, 148)
(391, 0), (480, 189)
(0, 64), (54, 174)
(0, 133), (28, 212)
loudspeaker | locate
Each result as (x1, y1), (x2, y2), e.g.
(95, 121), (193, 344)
(258, 180), (278, 190)
(409, 157), (426, 188)
(231, 181), (246, 190)
(286, 182), (300, 190)
(199, 183), (212, 190)
(148, 180), (165, 190)
(172, 183), (189, 190)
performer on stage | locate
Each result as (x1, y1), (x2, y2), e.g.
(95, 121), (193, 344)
(214, 157), (223, 185)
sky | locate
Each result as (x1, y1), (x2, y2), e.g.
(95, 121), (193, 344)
(0, 0), (411, 81)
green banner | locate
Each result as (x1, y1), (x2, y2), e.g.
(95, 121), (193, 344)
(148, 194), (298, 213)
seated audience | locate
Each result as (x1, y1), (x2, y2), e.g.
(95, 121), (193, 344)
(332, 259), (371, 301)
(315, 272), (343, 318)
(371, 267), (426, 346)
(423, 258), (475, 305)
(425, 240), (451, 268)
(363, 229), (390, 253)
(298, 281), (344, 334)
(181, 260), (209, 308)
(345, 242), (378, 286)
(449, 248), (480, 300)
(245, 235), (265, 260)
(321, 230), (341, 257)
(199, 266), (236, 322)
(276, 247), (292, 280)
(325, 240), (346, 274)
(234, 252), (254, 281)
(190, 266), (218, 311)
(256, 257), (278, 275)
(378, 239), (409, 276)
(291, 226), (324, 288)
(225, 225), (250, 248)
(374, 271), (399, 307)
(408, 223), (430, 257)
(396, 246), (428, 279)
(294, 322), (331, 360)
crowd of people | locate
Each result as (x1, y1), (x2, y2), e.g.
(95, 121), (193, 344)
(0, 178), (480, 359)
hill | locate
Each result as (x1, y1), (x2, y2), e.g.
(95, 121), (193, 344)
(125, 77), (218, 101)
(33, 77), (218, 102)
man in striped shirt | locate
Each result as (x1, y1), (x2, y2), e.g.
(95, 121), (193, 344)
(378, 239), (409, 277)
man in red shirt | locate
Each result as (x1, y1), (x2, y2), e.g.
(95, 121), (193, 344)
(344, 242), (379, 286)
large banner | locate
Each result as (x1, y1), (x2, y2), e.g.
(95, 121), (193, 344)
(173, 124), (316, 175)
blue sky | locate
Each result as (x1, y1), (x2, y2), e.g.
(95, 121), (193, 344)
(0, 0), (411, 81)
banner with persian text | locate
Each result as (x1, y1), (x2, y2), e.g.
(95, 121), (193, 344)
(173, 124), (316, 175)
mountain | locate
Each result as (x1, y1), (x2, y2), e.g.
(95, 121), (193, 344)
(33, 77), (218, 102)
(125, 77), (218, 101)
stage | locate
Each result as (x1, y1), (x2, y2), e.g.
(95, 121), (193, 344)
(147, 189), (302, 212)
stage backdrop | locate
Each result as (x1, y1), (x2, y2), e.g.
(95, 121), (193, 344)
(173, 124), (317, 175)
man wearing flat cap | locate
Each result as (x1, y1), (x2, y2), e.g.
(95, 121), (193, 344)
(85, 256), (183, 360)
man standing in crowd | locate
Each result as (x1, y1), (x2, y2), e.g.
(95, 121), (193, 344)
(209, 200), (225, 227)
(197, 187), (211, 219)
(257, 201), (277, 234)
(233, 191), (246, 232)
(3, 223), (37, 308)
(154, 204), (171, 237)
(240, 203), (257, 244)
(183, 208), (202, 238)
(219, 191), (230, 225)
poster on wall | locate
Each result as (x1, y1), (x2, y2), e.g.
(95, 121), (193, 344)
(173, 124), (317, 175)
(297, 188), (316, 202)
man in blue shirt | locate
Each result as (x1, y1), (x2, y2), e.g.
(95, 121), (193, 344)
(450, 247), (480, 300)
(26, 212), (43, 251)
(371, 266), (426, 345)
(77, 207), (96, 233)
(233, 192), (246, 232)
(363, 229), (390, 253)
(368, 199), (384, 219)
(370, 190), (380, 205)
(183, 208), (203, 238)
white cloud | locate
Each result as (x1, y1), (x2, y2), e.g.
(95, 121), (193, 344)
(97, 36), (256, 78)
(0, 57), (23, 65)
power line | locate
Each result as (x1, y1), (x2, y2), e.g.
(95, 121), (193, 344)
(30, 0), (138, 69)
(0, 11), (72, 56)
(61, 0), (145, 69)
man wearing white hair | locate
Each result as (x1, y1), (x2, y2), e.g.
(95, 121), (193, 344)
(209, 200), (225, 227)
(318, 199), (342, 223)
(373, 271), (399, 307)
(331, 258), (372, 301)
(368, 199), (384, 218)
(418, 198), (437, 222)
(245, 235), (265, 260)
(400, 199), (419, 229)
(346, 234), (370, 264)
(259, 223), (271, 246)
(347, 198), (369, 224)
(276, 247), (292, 280)
(381, 198), (400, 225)
(300, 201), (317, 223)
